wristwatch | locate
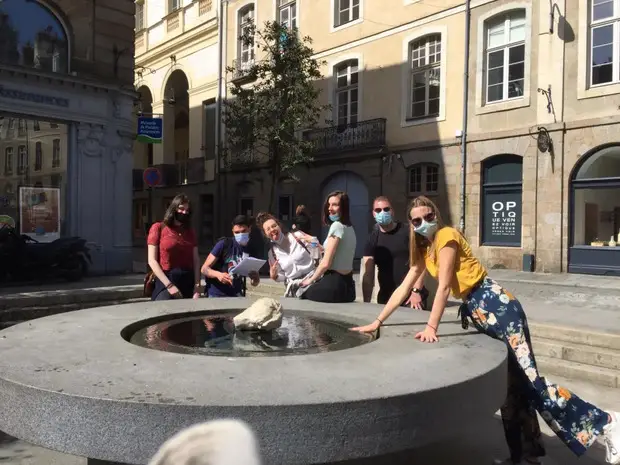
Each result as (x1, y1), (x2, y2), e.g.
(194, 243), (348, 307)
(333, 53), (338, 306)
(412, 287), (422, 294)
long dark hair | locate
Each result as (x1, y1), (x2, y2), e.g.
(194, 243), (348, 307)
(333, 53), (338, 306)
(163, 193), (191, 227)
(322, 190), (351, 226)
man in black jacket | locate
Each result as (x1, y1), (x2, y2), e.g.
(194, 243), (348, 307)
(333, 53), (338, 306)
(361, 196), (428, 308)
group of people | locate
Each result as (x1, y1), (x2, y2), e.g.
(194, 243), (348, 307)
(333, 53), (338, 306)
(146, 192), (620, 465)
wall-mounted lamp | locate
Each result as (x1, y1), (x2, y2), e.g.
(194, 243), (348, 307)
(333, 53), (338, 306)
(170, 55), (177, 64)
(536, 127), (553, 154)
(537, 85), (553, 114)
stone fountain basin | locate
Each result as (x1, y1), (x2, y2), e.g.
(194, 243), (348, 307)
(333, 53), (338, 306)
(0, 298), (507, 465)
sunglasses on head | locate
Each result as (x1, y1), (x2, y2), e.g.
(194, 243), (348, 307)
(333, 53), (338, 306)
(373, 207), (391, 213)
(409, 212), (435, 228)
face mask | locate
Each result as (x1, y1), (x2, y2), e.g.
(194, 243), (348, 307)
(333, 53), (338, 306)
(413, 220), (438, 238)
(174, 212), (190, 225)
(329, 214), (340, 222)
(272, 231), (284, 244)
(234, 232), (250, 246)
(375, 211), (393, 226)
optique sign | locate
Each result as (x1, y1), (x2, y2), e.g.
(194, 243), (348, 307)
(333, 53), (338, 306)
(483, 193), (522, 246)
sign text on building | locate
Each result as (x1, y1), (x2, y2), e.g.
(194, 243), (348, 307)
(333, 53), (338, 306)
(0, 85), (70, 108)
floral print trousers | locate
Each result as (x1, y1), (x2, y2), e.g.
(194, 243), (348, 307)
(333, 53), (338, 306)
(462, 277), (609, 461)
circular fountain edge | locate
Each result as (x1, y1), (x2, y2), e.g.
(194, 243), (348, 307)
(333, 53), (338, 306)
(0, 297), (507, 465)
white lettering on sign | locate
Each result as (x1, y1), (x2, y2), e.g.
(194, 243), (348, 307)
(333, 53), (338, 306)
(490, 200), (519, 238)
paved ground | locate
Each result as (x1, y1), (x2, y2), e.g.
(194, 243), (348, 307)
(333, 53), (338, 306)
(0, 374), (617, 464)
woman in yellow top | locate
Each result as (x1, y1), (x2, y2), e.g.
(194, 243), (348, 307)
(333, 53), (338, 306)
(352, 196), (620, 465)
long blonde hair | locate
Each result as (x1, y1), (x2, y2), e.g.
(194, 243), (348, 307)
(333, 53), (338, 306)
(408, 196), (446, 267)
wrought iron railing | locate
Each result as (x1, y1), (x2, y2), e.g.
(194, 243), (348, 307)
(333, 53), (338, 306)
(231, 58), (255, 81)
(303, 118), (387, 154)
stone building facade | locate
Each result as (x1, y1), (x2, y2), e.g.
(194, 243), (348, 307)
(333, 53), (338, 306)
(0, 0), (136, 274)
(133, 0), (620, 276)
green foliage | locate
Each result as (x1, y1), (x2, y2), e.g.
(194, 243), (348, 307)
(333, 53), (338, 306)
(224, 21), (330, 196)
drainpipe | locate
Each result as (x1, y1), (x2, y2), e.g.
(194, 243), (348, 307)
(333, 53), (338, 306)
(459, 0), (471, 233)
(215, 0), (227, 237)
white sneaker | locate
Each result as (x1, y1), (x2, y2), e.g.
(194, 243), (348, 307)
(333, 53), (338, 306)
(603, 412), (620, 464)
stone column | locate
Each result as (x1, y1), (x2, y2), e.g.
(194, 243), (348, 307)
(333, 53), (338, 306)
(73, 93), (135, 274)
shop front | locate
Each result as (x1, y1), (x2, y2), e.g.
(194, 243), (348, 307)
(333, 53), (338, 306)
(569, 144), (620, 276)
(0, 76), (136, 274)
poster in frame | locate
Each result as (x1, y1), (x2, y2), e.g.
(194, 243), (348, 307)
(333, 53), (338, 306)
(18, 185), (61, 243)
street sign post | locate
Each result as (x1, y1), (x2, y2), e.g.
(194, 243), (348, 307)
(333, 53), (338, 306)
(143, 167), (162, 228)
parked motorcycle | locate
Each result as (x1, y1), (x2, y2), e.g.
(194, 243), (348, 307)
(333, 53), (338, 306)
(0, 224), (92, 283)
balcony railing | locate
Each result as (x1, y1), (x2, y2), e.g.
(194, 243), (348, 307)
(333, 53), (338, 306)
(303, 118), (387, 155)
(231, 59), (255, 82)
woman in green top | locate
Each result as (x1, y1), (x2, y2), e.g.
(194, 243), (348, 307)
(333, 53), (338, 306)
(300, 190), (357, 302)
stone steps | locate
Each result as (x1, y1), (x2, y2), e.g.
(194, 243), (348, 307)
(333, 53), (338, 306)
(536, 356), (620, 389)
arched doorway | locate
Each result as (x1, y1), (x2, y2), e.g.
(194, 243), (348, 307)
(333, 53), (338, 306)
(322, 171), (369, 259)
(163, 70), (189, 181)
(569, 144), (620, 275)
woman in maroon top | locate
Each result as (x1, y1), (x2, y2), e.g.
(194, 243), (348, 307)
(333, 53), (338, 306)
(147, 194), (201, 300)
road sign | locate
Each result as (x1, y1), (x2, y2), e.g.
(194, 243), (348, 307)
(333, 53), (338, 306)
(143, 167), (162, 187)
(137, 117), (163, 144)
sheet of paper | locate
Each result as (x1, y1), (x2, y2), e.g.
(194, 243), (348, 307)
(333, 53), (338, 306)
(229, 257), (266, 277)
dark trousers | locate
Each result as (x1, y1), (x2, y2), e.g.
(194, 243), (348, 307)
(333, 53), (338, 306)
(301, 270), (355, 303)
(152, 268), (194, 300)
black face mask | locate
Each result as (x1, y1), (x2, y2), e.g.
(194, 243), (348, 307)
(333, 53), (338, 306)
(174, 211), (191, 225)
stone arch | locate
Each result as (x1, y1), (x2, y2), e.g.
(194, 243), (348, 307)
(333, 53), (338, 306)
(321, 170), (370, 259)
(159, 67), (192, 102)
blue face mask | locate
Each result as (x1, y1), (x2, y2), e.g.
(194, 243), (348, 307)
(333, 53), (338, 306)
(234, 232), (250, 246)
(414, 220), (438, 238)
(272, 231), (284, 244)
(329, 214), (340, 222)
(375, 211), (393, 226)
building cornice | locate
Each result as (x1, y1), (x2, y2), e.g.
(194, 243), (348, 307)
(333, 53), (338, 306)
(135, 20), (218, 67)
(0, 65), (137, 98)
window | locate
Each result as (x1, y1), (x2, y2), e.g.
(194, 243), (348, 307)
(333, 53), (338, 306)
(136, 1), (144, 30)
(589, 0), (620, 86)
(408, 34), (441, 119)
(4, 148), (13, 175)
(334, 60), (359, 126)
(238, 5), (255, 68)
(484, 11), (526, 103)
(35, 142), (43, 171)
(408, 163), (439, 195)
(52, 139), (61, 168)
(50, 123), (58, 129)
(334, 0), (360, 28)
(169, 0), (180, 13)
(18, 119), (26, 137)
(0, 0), (69, 74)
(33, 121), (40, 132)
(278, 0), (297, 29)
(278, 195), (293, 222)
(239, 197), (254, 217)
(481, 154), (523, 247)
(17, 145), (27, 174)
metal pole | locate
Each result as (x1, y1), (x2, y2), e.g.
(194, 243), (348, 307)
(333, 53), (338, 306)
(147, 186), (153, 231)
(459, 0), (471, 233)
(215, 0), (227, 236)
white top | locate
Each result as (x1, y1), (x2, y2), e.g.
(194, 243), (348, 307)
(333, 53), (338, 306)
(268, 232), (316, 282)
(325, 221), (356, 271)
